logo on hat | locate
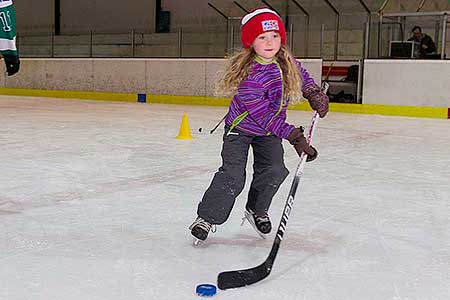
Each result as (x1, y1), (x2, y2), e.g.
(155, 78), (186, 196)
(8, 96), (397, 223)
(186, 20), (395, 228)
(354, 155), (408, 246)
(262, 20), (279, 31)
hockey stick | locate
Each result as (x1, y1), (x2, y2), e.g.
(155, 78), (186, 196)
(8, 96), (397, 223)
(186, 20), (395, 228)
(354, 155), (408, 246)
(217, 84), (329, 290)
(210, 115), (227, 134)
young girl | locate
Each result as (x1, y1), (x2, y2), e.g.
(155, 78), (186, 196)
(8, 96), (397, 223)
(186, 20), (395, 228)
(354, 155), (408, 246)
(189, 7), (328, 242)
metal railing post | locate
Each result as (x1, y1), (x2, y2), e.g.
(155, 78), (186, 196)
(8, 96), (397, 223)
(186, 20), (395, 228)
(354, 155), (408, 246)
(320, 24), (325, 58)
(364, 21), (370, 58)
(441, 13), (447, 59)
(305, 19), (310, 57)
(51, 32), (54, 57)
(178, 27), (183, 58)
(434, 19), (440, 49)
(89, 30), (93, 58)
(230, 24), (235, 55)
(378, 14), (383, 58)
(289, 23), (294, 51)
(226, 18), (229, 56)
(334, 14), (340, 60)
(356, 59), (363, 104)
(400, 16), (405, 40)
(131, 28), (135, 57)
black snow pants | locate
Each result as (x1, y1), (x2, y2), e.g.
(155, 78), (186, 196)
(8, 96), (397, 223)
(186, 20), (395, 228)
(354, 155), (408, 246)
(197, 128), (289, 225)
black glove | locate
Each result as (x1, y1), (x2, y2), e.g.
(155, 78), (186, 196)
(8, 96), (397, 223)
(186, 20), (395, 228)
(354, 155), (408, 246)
(302, 84), (329, 118)
(287, 127), (318, 162)
(3, 54), (20, 76)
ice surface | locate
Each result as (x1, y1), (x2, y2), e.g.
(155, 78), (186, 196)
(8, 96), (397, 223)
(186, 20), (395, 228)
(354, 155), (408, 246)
(1, 95), (449, 300)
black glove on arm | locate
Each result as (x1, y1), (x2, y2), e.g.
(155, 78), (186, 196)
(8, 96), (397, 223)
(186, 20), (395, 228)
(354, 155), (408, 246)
(287, 127), (318, 162)
(302, 84), (329, 118)
(3, 54), (20, 76)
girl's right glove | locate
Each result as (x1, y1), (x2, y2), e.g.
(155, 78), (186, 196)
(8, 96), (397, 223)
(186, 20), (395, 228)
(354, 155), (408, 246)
(287, 127), (318, 162)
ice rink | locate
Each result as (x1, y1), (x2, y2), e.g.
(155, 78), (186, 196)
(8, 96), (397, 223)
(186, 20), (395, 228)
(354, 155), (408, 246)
(1, 95), (449, 300)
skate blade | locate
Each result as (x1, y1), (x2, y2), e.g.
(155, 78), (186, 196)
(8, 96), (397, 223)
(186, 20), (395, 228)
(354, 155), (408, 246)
(242, 211), (267, 240)
(192, 237), (206, 247)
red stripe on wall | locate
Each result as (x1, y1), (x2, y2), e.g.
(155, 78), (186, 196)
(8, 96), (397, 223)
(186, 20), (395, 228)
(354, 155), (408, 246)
(322, 66), (349, 77)
(448, 108), (450, 119)
(327, 71), (348, 76)
(322, 66), (349, 71)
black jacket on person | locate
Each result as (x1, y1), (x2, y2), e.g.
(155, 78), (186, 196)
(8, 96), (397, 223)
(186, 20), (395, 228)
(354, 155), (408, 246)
(408, 33), (437, 58)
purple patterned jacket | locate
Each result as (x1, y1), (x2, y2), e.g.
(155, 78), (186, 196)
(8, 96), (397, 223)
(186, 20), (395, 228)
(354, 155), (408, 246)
(224, 57), (328, 139)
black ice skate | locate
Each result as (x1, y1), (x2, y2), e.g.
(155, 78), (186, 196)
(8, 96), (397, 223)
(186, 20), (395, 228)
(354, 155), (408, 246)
(242, 209), (272, 239)
(189, 216), (215, 245)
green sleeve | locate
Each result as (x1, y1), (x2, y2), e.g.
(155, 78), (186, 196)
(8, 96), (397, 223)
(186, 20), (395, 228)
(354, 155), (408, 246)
(0, 4), (18, 57)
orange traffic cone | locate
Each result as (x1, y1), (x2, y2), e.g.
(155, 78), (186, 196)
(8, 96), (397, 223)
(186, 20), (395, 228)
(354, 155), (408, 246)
(176, 114), (193, 140)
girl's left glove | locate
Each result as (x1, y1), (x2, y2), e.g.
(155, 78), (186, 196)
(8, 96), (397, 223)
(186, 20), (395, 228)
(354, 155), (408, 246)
(302, 84), (329, 118)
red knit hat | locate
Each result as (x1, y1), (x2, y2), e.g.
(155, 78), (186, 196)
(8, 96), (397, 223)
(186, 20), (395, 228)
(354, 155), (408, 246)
(241, 7), (286, 49)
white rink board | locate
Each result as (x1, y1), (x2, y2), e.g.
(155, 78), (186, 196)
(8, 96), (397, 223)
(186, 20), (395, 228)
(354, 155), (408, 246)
(363, 59), (450, 107)
(1, 58), (322, 97)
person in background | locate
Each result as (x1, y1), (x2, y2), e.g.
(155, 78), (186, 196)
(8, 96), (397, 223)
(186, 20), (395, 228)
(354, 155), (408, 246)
(408, 26), (436, 58)
(189, 7), (329, 243)
(0, 0), (20, 76)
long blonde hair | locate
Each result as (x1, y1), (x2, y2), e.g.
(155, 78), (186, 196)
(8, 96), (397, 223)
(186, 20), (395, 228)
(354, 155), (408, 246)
(216, 45), (303, 101)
